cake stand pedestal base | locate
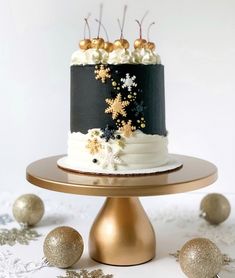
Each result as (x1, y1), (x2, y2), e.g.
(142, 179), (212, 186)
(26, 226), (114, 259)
(89, 197), (155, 266)
(26, 154), (218, 266)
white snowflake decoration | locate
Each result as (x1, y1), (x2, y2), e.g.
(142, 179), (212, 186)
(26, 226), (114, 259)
(121, 73), (137, 91)
(0, 250), (47, 278)
(99, 145), (123, 170)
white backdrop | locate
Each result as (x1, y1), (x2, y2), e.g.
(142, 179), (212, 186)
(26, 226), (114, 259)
(0, 0), (235, 194)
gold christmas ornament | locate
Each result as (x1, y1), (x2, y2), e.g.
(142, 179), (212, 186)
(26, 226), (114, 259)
(179, 238), (223, 278)
(200, 193), (231, 225)
(43, 226), (84, 269)
(12, 194), (44, 226)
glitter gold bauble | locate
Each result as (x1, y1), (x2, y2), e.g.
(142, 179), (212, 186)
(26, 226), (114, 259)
(12, 194), (44, 226)
(134, 38), (147, 49)
(103, 41), (114, 52)
(179, 238), (223, 278)
(79, 39), (91, 50)
(43, 226), (84, 268)
(91, 38), (105, 49)
(145, 41), (156, 51)
(200, 193), (231, 225)
(113, 39), (129, 50)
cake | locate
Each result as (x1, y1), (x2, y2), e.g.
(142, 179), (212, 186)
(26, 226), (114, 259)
(57, 13), (178, 175)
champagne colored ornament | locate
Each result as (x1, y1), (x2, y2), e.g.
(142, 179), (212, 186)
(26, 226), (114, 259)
(43, 226), (84, 269)
(12, 194), (44, 226)
(79, 15), (92, 50)
(145, 21), (156, 51)
(179, 238), (223, 278)
(113, 5), (130, 49)
(134, 11), (149, 49)
(200, 193), (231, 225)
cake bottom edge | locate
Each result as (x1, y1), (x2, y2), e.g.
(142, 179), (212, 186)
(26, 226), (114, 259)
(57, 155), (183, 176)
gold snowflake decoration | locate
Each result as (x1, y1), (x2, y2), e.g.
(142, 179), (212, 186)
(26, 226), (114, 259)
(86, 138), (102, 155)
(119, 120), (135, 137)
(95, 65), (111, 83)
(105, 93), (129, 119)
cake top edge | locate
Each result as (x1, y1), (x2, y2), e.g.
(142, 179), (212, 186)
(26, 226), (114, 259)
(71, 48), (161, 66)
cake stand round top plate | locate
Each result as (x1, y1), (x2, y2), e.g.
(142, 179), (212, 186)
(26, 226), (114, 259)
(26, 154), (217, 197)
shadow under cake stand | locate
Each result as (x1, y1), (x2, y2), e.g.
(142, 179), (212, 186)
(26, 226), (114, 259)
(26, 154), (217, 266)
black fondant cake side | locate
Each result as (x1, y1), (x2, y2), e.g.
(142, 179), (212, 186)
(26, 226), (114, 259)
(70, 64), (167, 135)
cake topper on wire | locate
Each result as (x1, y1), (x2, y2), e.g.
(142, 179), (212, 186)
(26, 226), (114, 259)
(91, 4), (105, 49)
(146, 21), (156, 50)
(134, 11), (149, 49)
(113, 5), (130, 49)
(95, 19), (114, 52)
(79, 14), (92, 50)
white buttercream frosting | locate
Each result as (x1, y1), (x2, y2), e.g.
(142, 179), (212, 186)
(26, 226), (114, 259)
(66, 129), (168, 172)
(107, 49), (132, 64)
(71, 48), (161, 65)
(131, 48), (161, 65)
(71, 49), (108, 65)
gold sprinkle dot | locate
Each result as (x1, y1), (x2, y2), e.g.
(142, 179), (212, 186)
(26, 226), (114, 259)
(141, 123), (146, 128)
(128, 95), (132, 99)
(112, 81), (117, 86)
(141, 117), (144, 120)
(117, 87), (120, 90)
(134, 92), (137, 95)
(137, 120), (140, 123)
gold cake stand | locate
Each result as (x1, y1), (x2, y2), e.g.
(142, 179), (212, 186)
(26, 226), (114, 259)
(26, 154), (217, 266)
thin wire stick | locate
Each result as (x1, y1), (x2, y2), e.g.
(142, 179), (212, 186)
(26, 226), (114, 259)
(95, 19), (109, 41)
(97, 3), (103, 38)
(135, 11), (149, 39)
(83, 13), (91, 39)
(117, 5), (127, 39)
(147, 21), (155, 41)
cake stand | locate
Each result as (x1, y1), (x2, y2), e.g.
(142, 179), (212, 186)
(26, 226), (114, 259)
(26, 154), (217, 266)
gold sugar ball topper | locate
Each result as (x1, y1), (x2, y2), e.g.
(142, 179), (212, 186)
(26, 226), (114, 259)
(200, 193), (231, 225)
(103, 41), (114, 52)
(91, 4), (105, 49)
(95, 18), (113, 52)
(79, 15), (92, 50)
(145, 22), (156, 51)
(179, 238), (223, 278)
(43, 226), (84, 268)
(113, 38), (129, 50)
(113, 5), (129, 50)
(12, 194), (44, 226)
(134, 11), (149, 49)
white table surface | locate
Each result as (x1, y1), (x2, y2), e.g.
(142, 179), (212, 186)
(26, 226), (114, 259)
(0, 190), (235, 278)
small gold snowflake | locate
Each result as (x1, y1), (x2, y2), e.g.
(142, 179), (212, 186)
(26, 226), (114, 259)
(105, 93), (130, 119)
(116, 140), (126, 149)
(119, 120), (135, 137)
(95, 65), (111, 83)
(86, 138), (102, 155)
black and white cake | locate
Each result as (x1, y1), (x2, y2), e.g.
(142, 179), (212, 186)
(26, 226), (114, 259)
(58, 15), (181, 175)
